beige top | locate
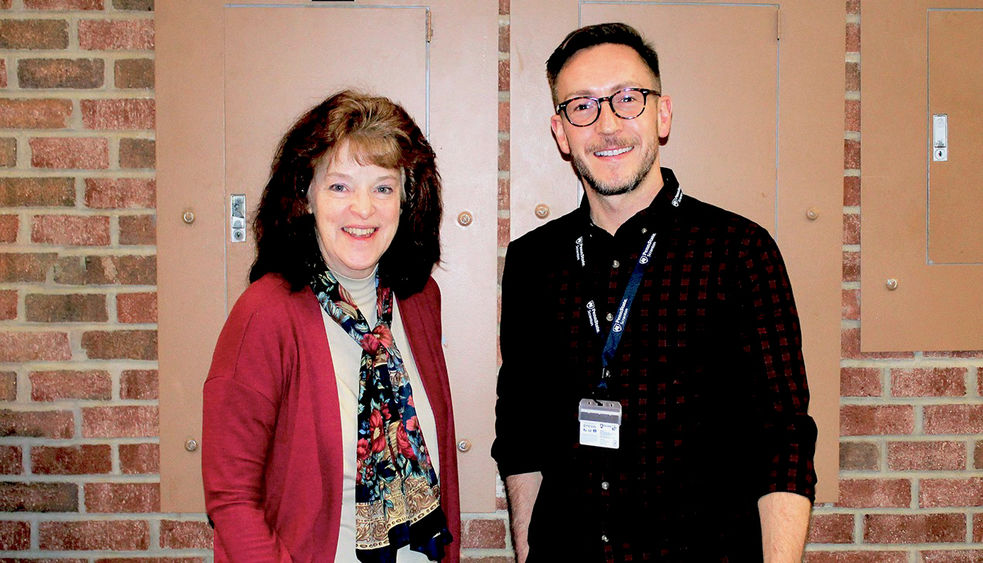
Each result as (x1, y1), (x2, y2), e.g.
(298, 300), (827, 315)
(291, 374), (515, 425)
(323, 270), (440, 563)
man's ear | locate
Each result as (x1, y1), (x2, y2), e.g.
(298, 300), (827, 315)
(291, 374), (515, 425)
(656, 94), (672, 140)
(550, 113), (571, 155)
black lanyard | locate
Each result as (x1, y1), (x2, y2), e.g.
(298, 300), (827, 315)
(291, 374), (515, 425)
(578, 231), (657, 391)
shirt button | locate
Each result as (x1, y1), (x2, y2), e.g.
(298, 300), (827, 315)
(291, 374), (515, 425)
(612, 259), (620, 268)
(605, 312), (614, 322)
(601, 481), (610, 490)
(601, 534), (610, 543)
(641, 227), (648, 234)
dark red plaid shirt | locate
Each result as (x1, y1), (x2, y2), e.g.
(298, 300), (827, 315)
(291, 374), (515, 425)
(492, 169), (817, 562)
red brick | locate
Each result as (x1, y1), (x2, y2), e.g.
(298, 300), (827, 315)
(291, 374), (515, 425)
(838, 478), (910, 508)
(116, 292), (156, 324)
(920, 477), (983, 507)
(81, 99), (154, 130)
(0, 215), (17, 243)
(840, 441), (879, 470)
(81, 329), (156, 360)
(0, 481), (77, 511)
(803, 553), (906, 563)
(841, 328), (914, 361)
(119, 442), (158, 474)
(841, 288), (859, 321)
(0, 177), (75, 206)
(25, 0), (104, 8)
(846, 61), (860, 92)
(114, 58), (153, 88)
(497, 176), (509, 211)
(120, 369), (156, 399)
(461, 518), (506, 549)
(497, 58), (509, 91)
(54, 254), (156, 286)
(0, 520), (30, 550)
(498, 99), (509, 132)
(0, 137), (15, 166)
(845, 99), (860, 133)
(30, 137), (109, 169)
(497, 215), (510, 248)
(0, 289), (15, 320)
(0, 253), (56, 282)
(0, 99), (72, 128)
(498, 136), (509, 172)
(0, 332), (71, 362)
(844, 139), (860, 169)
(975, 512), (982, 542)
(977, 441), (983, 470)
(39, 520), (149, 550)
(924, 404), (983, 434)
(842, 251), (859, 283)
(843, 176), (860, 207)
(85, 482), (159, 512)
(888, 441), (966, 471)
(891, 367), (967, 397)
(864, 513), (964, 543)
(18, 58), (104, 89)
(846, 0), (860, 16)
(846, 22), (860, 53)
(79, 19), (154, 50)
(0, 445), (23, 474)
(119, 137), (155, 168)
(82, 405), (158, 437)
(499, 0), (508, 16)
(119, 214), (156, 245)
(841, 405), (914, 436)
(841, 367), (879, 397)
(842, 212), (859, 245)
(31, 445), (112, 474)
(921, 551), (983, 563)
(113, 0), (154, 10)
(160, 520), (213, 549)
(498, 21), (509, 53)
(30, 370), (111, 401)
(0, 409), (73, 438)
(84, 178), (155, 208)
(0, 19), (69, 49)
(924, 351), (983, 359)
(807, 513), (853, 543)
(25, 293), (107, 322)
(0, 59), (6, 88)
(32, 215), (110, 246)
(0, 371), (15, 401)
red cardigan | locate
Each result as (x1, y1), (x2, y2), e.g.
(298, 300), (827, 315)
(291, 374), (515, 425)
(202, 274), (460, 562)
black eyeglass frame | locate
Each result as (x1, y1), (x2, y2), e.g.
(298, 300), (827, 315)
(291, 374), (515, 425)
(555, 87), (659, 127)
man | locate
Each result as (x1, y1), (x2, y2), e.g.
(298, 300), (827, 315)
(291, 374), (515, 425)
(491, 23), (817, 562)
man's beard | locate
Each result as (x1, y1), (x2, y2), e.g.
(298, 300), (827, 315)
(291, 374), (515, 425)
(572, 140), (659, 196)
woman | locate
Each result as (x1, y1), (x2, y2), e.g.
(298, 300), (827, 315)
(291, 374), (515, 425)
(202, 90), (460, 562)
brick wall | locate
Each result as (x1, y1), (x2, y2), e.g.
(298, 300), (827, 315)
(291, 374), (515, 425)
(1, 0), (980, 561)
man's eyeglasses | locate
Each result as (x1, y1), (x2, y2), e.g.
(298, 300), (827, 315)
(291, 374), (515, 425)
(555, 87), (658, 127)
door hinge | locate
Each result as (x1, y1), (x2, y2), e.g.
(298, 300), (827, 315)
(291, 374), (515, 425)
(426, 10), (433, 43)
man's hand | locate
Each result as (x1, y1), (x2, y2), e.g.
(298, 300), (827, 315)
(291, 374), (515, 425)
(758, 491), (812, 562)
(504, 472), (543, 563)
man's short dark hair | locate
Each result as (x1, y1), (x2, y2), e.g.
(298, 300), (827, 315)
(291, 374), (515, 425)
(546, 22), (661, 104)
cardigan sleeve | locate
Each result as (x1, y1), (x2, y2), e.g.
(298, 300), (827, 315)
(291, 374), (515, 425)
(202, 290), (294, 563)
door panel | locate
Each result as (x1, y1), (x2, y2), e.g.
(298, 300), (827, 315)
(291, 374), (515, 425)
(511, 0), (843, 502)
(224, 7), (428, 305)
(863, 1), (983, 351)
(158, 0), (499, 513)
(583, 3), (779, 232)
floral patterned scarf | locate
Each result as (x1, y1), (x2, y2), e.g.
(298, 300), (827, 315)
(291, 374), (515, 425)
(310, 264), (452, 562)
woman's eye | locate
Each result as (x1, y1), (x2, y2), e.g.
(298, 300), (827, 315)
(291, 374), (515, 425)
(327, 183), (347, 193)
(375, 185), (395, 195)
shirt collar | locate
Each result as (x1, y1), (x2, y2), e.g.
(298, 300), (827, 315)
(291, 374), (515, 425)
(577, 167), (682, 239)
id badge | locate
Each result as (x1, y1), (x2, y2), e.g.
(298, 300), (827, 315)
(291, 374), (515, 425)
(578, 398), (622, 449)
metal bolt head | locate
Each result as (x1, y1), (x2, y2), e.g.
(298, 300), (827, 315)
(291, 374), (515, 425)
(806, 208), (819, 221)
(886, 278), (899, 291)
(456, 439), (472, 453)
(457, 211), (473, 227)
(182, 210), (195, 224)
(534, 204), (550, 219)
(185, 438), (199, 452)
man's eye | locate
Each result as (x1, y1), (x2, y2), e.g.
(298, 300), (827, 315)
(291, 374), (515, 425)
(571, 100), (595, 112)
(617, 93), (639, 103)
